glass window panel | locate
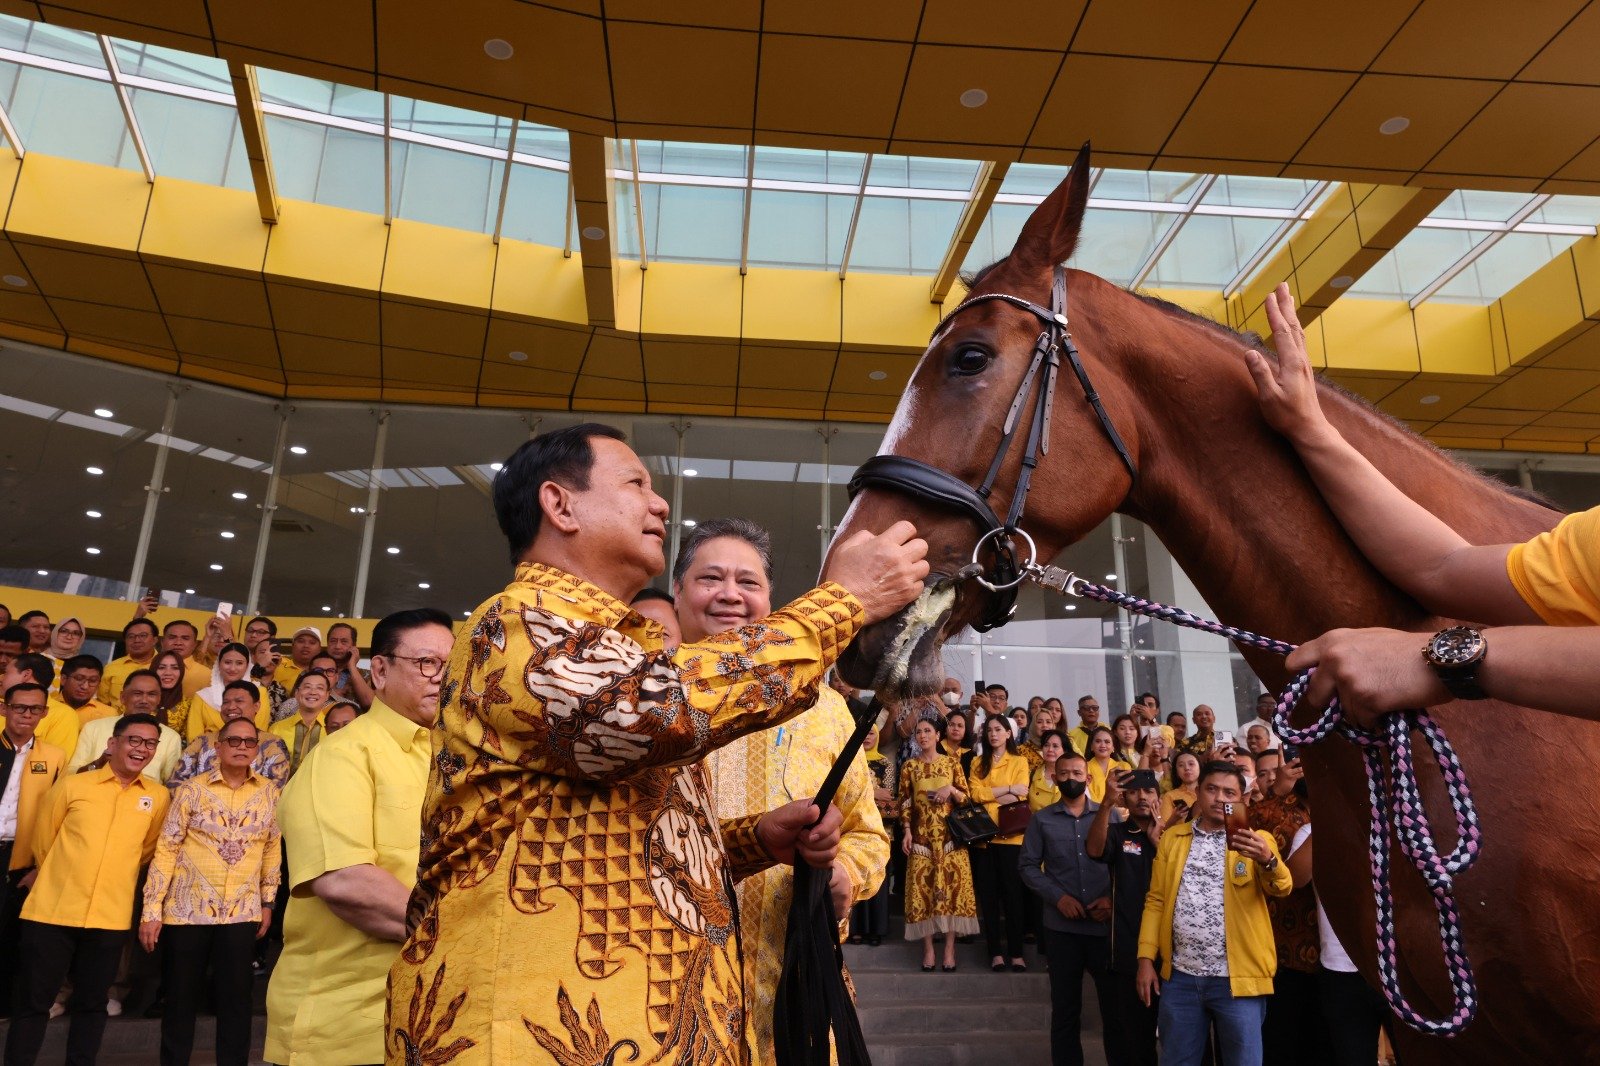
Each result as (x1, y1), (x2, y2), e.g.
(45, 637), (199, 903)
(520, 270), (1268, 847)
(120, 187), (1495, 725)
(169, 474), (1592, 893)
(499, 163), (569, 246)
(642, 183), (744, 265)
(1430, 232), (1584, 304)
(848, 196), (962, 275)
(0, 14), (105, 67)
(634, 139), (747, 179)
(752, 146), (864, 185)
(392, 141), (500, 233)
(1145, 214), (1282, 290)
(1069, 208), (1179, 287)
(614, 178), (640, 259)
(513, 123), (569, 164)
(1530, 195), (1600, 227)
(745, 189), (854, 270)
(0, 62), (138, 170)
(127, 88), (251, 190)
(1200, 174), (1318, 212)
(1346, 228), (1490, 300)
(389, 95), (513, 151)
(999, 162), (1070, 198)
(265, 114), (384, 215)
(109, 39), (230, 91)
(866, 155), (979, 192)
(256, 68), (384, 123)
(1432, 189), (1534, 223)
(1096, 169), (1200, 205)
(961, 201), (1030, 274)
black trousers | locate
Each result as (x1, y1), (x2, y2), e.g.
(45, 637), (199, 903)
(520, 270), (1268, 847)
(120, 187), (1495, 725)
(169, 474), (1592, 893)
(1109, 965), (1159, 1066)
(1042, 929), (1117, 1066)
(0, 854), (24, 1017)
(970, 843), (1027, 960)
(850, 878), (890, 940)
(1264, 966), (1329, 1066)
(4, 921), (124, 1066)
(160, 922), (258, 1066)
(1318, 967), (1392, 1066)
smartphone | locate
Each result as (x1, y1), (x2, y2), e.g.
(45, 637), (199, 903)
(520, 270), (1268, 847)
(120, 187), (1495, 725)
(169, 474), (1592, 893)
(1281, 741), (1299, 762)
(217, 601), (234, 620)
(1215, 729), (1235, 748)
(1139, 725), (1157, 740)
(1224, 801), (1250, 839)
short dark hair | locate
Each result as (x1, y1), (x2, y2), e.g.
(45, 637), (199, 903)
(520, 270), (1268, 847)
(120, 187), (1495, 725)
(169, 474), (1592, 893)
(1054, 750), (1087, 770)
(1138, 691), (1159, 707)
(163, 619), (198, 637)
(123, 618), (159, 640)
(0, 625), (28, 647)
(224, 679), (261, 703)
(13, 653), (53, 689)
(1255, 748), (1282, 764)
(16, 610), (48, 625)
(1077, 694), (1097, 709)
(1199, 760), (1247, 793)
(985, 683), (1008, 696)
(123, 668), (161, 690)
(217, 716), (257, 738)
(370, 608), (454, 660)
(631, 587), (674, 606)
(5, 682), (47, 703)
(492, 423), (628, 561)
(217, 641), (249, 663)
(1166, 711), (1185, 727)
(328, 622), (359, 644)
(113, 713), (161, 736)
(671, 518), (774, 586)
(916, 713), (948, 736)
(246, 615), (277, 636)
(62, 654), (104, 678)
(1041, 728), (1072, 752)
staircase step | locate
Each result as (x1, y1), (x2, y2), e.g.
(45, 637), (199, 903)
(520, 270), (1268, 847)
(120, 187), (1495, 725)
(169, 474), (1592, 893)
(851, 968), (1052, 1000)
(861, 1031), (1097, 1066)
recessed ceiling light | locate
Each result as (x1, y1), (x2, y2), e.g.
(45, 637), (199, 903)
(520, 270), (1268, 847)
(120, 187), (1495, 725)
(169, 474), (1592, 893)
(959, 88), (988, 109)
(682, 468), (698, 477)
(209, 563), (223, 571)
(386, 546), (401, 555)
(93, 407), (114, 418)
(289, 445), (308, 455)
(490, 462), (503, 471)
(1065, 604), (1077, 611)
(85, 509), (101, 518)
(463, 610), (471, 617)
(220, 531), (235, 539)
(683, 519), (697, 528)
(184, 588), (195, 594)
(350, 506), (367, 514)
(418, 581), (431, 589)
(1420, 394), (1441, 405)
(1330, 275), (1355, 289)
(484, 37), (514, 60)
(999, 654), (1007, 660)
(2, 274), (27, 287)
(231, 491), (248, 500)
(581, 226), (606, 242)
(868, 370), (887, 381)
(86, 465), (104, 476)
(85, 546), (101, 555)
(1379, 116), (1410, 136)
(508, 351), (528, 362)
(1105, 573), (1118, 581)
(321, 605), (331, 612)
(35, 569), (46, 576)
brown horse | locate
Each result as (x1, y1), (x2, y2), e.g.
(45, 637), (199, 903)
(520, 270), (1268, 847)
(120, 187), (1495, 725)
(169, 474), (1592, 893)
(829, 147), (1600, 1063)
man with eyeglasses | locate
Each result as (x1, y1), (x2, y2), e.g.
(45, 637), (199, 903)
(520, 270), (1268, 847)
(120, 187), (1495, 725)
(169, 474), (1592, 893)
(68, 670), (185, 783)
(3, 713), (170, 1066)
(1068, 695), (1103, 757)
(0, 683), (66, 1016)
(265, 608), (454, 1066)
(57, 654), (114, 726)
(141, 716), (280, 1066)
(168, 680), (290, 790)
(98, 617), (160, 706)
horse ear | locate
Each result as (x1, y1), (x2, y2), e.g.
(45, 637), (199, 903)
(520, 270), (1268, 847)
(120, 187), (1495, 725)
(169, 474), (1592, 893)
(1008, 142), (1091, 274)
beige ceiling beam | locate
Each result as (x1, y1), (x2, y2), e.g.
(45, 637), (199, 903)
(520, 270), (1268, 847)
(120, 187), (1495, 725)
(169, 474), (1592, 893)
(227, 60), (279, 224)
(930, 161), (1008, 305)
(569, 131), (617, 328)
(1228, 183), (1450, 336)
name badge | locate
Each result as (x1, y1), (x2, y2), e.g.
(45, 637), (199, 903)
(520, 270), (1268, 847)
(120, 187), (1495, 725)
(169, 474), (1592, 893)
(138, 796), (154, 812)
(1234, 859), (1248, 878)
(29, 761), (47, 774)
(1121, 839), (1144, 856)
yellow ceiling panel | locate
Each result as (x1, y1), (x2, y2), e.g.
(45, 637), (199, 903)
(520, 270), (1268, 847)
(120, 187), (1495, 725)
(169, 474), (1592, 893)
(12, 244), (160, 311)
(1428, 84), (1600, 179)
(36, 3), (210, 54)
(1417, 173), (1541, 193)
(483, 318), (590, 373)
(1414, 301), (1496, 376)
(756, 35), (910, 140)
(0, 289), (60, 331)
(140, 180), (269, 274)
(1224, 0), (1412, 70)
(167, 316), (281, 367)
(1321, 372), (1406, 405)
(572, 374), (646, 402)
(210, 0), (372, 70)
(738, 345), (837, 391)
(826, 392), (900, 416)
(1504, 424), (1595, 443)
(0, 2), (43, 19)
(476, 361), (575, 397)
(919, 0), (1086, 49)
(7, 156), (150, 253)
(1164, 65), (1356, 163)
(1448, 406), (1541, 426)
(383, 385), (475, 405)
(63, 335), (174, 371)
(1031, 55), (1210, 157)
(841, 274), (939, 352)
(608, 24), (757, 128)
(579, 329), (643, 381)
(1371, 0), (1582, 80)
(0, 235), (32, 285)
(1499, 250), (1587, 365)
(1554, 138), (1600, 184)
(478, 392), (573, 412)
(607, 0), (757, 31)
(145, 264), (272, 329)
(639, 262), (742, 341)
(1318, 298), (1422, 374)
(1537, 324), (1600, 370)
(180, 355), (283, 390)
(892, 45), (1059, 146)
(1073, 0), (1254, 62)
(1521, 1), (1600, 85)
(1425, 421), (1513, 439)
(1377, 379), (1493, 421)
(381, 347), (481, 388)
(832, 350), (919, 395)
(264, 200), (388, 292)
(380, 301), (488, 359)
(648, 383), (737, 407)
(642, 339), (738, 386)
(763, 0), (922, 41)
(1531, 411), (1600, 430)
(742, 269), (841, 347)
(491, 241), (587, 326)
(266, 283), (380, 344)
(48, 298), (173, 351)
(382, 219), (494, 310)
(1476, 368), (1600, 411)
(1560, 386), (1600, 414)
(1295, 75), (1499, 172)
(737, 386), (829, 412)
(276, 332), (381, 378)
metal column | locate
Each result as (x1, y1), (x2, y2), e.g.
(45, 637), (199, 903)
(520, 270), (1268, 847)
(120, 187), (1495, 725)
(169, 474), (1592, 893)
(350, 410), (390, 617)
(244, 408), (291, 614)
(817, 426), (837, 561)
(668, 419), (689, 566)
(126, 386), (181, 599)
(1109, 513), (1136, 703)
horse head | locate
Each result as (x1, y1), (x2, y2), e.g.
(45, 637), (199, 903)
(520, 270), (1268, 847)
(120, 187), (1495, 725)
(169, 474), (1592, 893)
(830, 145), (1140, 699)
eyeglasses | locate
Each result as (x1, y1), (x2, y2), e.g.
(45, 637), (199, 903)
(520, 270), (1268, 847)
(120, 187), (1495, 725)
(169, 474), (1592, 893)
(220, 736), (259, 749)
(118, 736), (159, 750)
(386, 653), (447, 679)
(2, 703), (46, 716)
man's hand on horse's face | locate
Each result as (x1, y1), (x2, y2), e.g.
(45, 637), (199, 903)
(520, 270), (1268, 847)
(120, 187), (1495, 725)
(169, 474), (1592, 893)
(1286, 627), (1452, 730)
(821, 520), (930, 624)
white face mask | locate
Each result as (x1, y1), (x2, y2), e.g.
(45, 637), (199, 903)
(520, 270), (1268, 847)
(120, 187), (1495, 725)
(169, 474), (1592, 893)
(941, 692), (959, 707)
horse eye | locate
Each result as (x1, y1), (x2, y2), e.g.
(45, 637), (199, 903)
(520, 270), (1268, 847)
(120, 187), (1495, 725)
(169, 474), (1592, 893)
(951, 346), (990, 376)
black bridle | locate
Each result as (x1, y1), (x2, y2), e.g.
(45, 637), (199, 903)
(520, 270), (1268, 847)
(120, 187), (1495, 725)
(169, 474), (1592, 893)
(847, 265), (1137, 631)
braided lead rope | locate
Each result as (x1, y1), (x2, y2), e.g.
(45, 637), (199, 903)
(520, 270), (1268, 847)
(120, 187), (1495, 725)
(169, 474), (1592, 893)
(1056, 576), (1480, 1035)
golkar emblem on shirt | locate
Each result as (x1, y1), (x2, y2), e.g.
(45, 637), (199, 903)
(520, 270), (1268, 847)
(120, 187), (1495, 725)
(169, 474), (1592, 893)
(29, 762), (46, 773)
(1234, 858), (1247, 878)
(138, 795), (154, 811)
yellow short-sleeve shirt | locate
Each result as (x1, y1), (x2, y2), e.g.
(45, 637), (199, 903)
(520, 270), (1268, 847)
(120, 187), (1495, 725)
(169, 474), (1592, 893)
(264, 699), (430, 1066)
(1507, 506), (1600, 626)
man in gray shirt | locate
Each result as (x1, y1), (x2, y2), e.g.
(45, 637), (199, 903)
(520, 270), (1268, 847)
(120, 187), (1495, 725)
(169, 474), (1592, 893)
(1020, 750), (1118, 1066)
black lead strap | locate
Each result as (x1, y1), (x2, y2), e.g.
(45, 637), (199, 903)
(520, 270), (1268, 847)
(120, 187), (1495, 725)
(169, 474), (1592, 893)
(772, 696), (882, 1066)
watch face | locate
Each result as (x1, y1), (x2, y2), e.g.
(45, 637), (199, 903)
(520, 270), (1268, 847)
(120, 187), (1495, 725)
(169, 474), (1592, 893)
(1429, 626), (1485, 667)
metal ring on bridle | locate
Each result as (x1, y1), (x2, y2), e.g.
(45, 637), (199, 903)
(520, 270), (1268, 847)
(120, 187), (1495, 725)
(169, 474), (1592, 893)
(971, 526), (1037, 591)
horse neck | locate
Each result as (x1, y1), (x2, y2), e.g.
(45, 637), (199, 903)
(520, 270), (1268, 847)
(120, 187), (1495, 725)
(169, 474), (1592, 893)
(1115, 321), (1556, 648)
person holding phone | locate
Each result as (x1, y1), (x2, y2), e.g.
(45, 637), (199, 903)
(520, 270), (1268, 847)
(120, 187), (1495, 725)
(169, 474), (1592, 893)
(1161, 751), (1202, 825)
(1135, 762), (1293, 1066)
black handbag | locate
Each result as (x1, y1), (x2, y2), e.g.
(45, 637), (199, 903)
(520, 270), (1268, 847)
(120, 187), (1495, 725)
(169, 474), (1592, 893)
(946, 802), (1000, 847)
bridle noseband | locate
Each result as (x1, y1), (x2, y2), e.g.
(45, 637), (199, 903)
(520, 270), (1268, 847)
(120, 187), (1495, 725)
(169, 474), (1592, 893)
(847, 265), (1137, 631)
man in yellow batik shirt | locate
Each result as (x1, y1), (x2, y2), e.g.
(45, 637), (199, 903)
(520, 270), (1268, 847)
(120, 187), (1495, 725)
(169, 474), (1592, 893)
(386, 425), (927, 1066)
(683, 519), (889, 1065)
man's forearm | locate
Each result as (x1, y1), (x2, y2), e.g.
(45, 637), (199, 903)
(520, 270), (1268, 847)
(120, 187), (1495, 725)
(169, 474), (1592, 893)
(1479, 626), (1600, 721)
(308, 864), (410, 942)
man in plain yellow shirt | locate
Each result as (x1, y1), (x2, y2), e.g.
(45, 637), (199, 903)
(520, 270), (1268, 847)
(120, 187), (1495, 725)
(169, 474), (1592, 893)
(69, 672), (185, 784)
(161, 620), (212, 699)
(57, 655), (116, 727)
(264, 608), (452, 1066)
(4, 714), (169, 1066)
(2, 653), (78, 757)
(98, 618), (160, 707)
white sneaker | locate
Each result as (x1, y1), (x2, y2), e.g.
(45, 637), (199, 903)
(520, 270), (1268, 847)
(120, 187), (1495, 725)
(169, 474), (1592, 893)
(104, 998), (121, 1017)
